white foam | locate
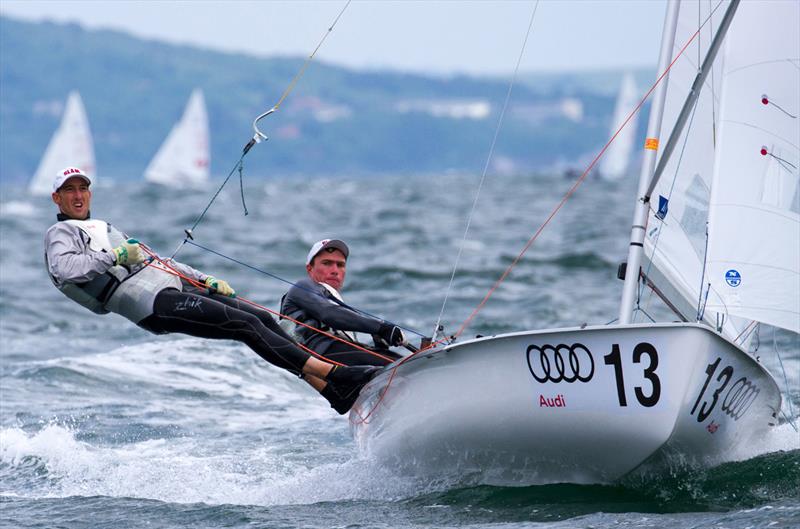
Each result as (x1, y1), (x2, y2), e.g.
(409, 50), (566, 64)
(0, 424), (436, 506)
(68, 338), (323, 403)
(731, 422), (800, 462)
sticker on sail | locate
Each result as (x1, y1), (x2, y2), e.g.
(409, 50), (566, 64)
(656, 195), (669, 220)
(725, 269), (741, 287)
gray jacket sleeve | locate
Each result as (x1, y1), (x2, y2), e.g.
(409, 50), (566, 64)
(283, 278), (384, 334)
(45, 222), (115, 285)
(45, 221), (208, 286)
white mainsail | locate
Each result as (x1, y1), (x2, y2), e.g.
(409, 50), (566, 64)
(642, 0), (748, 343)
(144, 89), (210, 188)
(598, 73), (639, 180)
(705, 0), (800, 334)
(643, 0), (799, 340)
(28, 92), (95, 195)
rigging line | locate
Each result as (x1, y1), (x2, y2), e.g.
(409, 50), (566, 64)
(432, 0), (541, 342)
(168, 154), (246, 260)
(451, 2), (715, 340)
(170, 1), (351, 259)
(139, 245), (395, 363)
(637, 96), (701, 322)
(707, 0), (718, 148)
(183, 239), (426, 338)
(773, 327), (799, 432)
(734, 319), (758, 344)
(275, 0), (351, 111)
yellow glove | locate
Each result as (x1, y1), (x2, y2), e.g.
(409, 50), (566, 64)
(205, 276), (236, 298)
(112, 239), (144, 266)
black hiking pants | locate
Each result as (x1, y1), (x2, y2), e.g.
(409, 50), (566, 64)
(139, 288), (309, 374)
(320, 339), (402, 367)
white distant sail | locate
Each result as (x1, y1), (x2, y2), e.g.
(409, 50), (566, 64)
(29, 92), (96, 195)
(144, 89), (210, 188)
(598, 73), (639, 180)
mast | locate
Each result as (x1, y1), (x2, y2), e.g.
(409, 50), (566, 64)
(619, 0), (743, 324)
(645, 0), (741, 199)
(618, 0), (680, 324)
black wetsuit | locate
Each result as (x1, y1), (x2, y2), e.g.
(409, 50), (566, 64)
(281, 278), (402, 367)
(140, 286), (308, 374)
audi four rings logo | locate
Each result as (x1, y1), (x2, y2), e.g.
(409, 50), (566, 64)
(721, 377), (760, 420)
(526, 343), (595, 383)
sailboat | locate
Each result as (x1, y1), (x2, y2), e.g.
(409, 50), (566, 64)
(597, 73), (639, 181)
(28, 91), (95, 195)
(350, 0), (797, 485)
(144, 89), (210, 188)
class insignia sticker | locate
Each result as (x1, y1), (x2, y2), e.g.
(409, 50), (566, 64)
(725, 269), (741, 287)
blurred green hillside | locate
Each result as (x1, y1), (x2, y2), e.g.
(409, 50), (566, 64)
(0, 16), (650, 182)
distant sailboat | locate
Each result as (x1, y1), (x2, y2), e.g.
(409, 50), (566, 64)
(144, 89), (210, 188)
(597, 73), (640, 180)
(29, 92), (95, 195)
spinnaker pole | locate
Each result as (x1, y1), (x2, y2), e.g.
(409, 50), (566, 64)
(618, 0), (680, 324)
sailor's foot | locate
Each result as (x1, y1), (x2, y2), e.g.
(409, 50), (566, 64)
(322, 365), (382, 415)
(325, 364), (382, 387)
(320, 384), (360, 415)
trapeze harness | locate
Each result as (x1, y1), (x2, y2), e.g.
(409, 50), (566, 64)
(46, 218), (179, 323)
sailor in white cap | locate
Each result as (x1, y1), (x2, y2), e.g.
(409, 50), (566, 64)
(45, 168), (378, 414)
(281, 238), (406, 371)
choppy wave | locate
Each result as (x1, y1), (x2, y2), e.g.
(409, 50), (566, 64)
(3, 422), (798, 529)
(2, 175), (797, 528)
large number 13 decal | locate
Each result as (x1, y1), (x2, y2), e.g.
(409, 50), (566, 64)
(690, 357), (733, 422)
(604, 342), (661, 407)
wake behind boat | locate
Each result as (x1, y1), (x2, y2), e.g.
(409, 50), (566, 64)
(350, 0), (797, 485)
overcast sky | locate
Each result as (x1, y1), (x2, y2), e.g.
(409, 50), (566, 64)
(1, 0), (667, 76)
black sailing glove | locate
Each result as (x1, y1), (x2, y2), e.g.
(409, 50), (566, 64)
(377, 323), (406, 347)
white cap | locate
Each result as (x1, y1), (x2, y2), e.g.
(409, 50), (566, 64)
(306, 239), (349, 265)
(53, 167), (91, 193)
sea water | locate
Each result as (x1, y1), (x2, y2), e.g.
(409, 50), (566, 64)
(1, 172), (798, 528)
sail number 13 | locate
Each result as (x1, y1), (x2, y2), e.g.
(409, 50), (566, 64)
(604, 342), (661, 407)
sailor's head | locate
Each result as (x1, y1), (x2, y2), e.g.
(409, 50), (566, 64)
(52, 167), (92, 220)
(306, 239), (349, 290)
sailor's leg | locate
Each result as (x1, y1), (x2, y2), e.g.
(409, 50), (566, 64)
(321, 340), (400, 366)
(200, 292), (297, 343)
(145, 289), (379, 412)
(146, 289), (307, 373)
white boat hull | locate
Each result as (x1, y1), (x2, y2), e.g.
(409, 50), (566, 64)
(350, 323), (780, 485)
